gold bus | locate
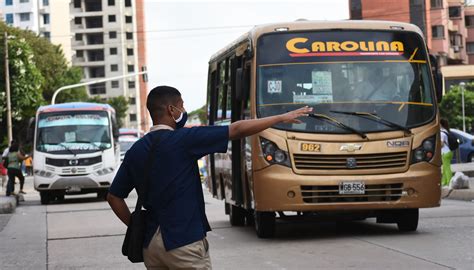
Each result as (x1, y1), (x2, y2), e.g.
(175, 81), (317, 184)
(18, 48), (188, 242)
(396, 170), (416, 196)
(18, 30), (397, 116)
(206, 20), (442, 238)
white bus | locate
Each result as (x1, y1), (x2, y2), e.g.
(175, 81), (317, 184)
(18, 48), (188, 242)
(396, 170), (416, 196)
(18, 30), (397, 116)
(31, 103), (120, 204)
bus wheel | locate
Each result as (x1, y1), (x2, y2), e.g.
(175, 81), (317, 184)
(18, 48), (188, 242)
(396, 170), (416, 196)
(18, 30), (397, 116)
(397, 208), (419, 232)
(40, 192), (50, 205)
(229, 204), (246, 226)
(254, 211), (275, 238)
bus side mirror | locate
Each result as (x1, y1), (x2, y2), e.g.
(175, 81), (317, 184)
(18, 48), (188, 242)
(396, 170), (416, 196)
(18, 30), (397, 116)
(236, 67), (250, 101)
(111, 115), (119, 139)
(429, 54), (443, 103)
(26, 117), (35, 143)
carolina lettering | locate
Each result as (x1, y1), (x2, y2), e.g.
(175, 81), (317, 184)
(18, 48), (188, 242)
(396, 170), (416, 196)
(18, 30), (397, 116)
(286, 38), (405, 54)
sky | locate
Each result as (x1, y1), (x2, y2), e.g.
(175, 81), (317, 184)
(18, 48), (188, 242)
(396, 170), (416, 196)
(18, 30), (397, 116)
(144, 0), (349, 111)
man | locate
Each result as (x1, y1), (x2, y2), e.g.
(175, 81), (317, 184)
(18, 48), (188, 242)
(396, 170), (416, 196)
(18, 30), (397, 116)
(354, 65), (397, 101)
(107, 86), (312, 269)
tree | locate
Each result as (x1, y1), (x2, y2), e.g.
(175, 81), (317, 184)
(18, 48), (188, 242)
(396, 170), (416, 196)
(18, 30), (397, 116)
(188, 105), (207, 124)
(87, 96), (129, 128)
(440, 84), (474, 130)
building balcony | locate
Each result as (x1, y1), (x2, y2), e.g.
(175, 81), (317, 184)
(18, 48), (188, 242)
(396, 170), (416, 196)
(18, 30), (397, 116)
(448, 20), (459, 32)
(449, 46), (463, 60)
(74, 61), (105, 67)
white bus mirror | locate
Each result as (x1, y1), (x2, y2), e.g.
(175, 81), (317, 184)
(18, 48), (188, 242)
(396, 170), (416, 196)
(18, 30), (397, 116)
(26, 117), (35, 143)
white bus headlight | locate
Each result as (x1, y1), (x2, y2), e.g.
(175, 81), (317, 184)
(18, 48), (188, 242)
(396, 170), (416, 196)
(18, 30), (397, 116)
(34, 170), (54, 178)
(260, 137), (291, 167)
(411, 135), (436, 164)
(95, 167), (115, 176)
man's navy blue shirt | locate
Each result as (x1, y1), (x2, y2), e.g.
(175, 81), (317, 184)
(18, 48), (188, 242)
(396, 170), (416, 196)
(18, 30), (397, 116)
(109, 126), (229, 251)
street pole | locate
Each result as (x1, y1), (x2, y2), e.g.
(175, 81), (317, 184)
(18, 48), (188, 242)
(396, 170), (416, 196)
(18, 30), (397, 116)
(4, 32), (12, 143)
(51, 71), (148, 105)
(460, 82), (466, 132)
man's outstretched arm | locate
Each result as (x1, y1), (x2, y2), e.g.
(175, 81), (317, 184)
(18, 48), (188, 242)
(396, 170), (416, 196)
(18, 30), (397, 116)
(107, 193), (131, 226)
(229, 106), (313, 140)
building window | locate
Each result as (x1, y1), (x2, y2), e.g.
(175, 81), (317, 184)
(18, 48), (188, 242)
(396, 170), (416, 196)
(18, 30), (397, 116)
(111, 64), (118, 72)
(75, 33), (82, 41)
(108, 0), (115, 6)
(432, 25), (444, 38)
(125, 0), (132, 7)
(5, 0), (12, 6)
(20, 0), (29, 3)
(127, 48), (134, 56)
(350, 0), (362, 20)
(128, 65), (134, 72)
(5, 14), (13, 24)
(129, 114), (137, 122)
(466, 16), (474, 27)
(43, 14), (50, 25)
(19, 13), (31, 22)
(110, 48), (117, 55)
(89, 83), (106, 95)
(410, 0), (426, 36)
(125, 16), (133, 23)
(126, 32), (133, 40)
(74, 0), (81, 8)
(111, 81), (119, 88)
(109, 31), (117, 39)
(74, 17), (81, 24)
(130, 97), (136, 104)
(449, 6), (461, 19)
(76, 50), (83, 58)
(467, 43), (474, 54)
(43, 32), (50, 39)
(108, 15), (116, 22)
(128, 81), (135, 88)
(431, 0), (442, 8)
(43, 0), (49, 6)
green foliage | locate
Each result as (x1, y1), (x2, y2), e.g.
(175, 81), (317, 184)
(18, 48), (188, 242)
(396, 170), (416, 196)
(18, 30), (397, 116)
(189, 105), (207, 124)
(440, 84), (474, 130)
(87, 96), (129, 128)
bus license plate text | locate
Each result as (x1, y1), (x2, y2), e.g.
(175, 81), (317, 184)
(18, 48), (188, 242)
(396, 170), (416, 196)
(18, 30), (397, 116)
(339, 181), (365, 195)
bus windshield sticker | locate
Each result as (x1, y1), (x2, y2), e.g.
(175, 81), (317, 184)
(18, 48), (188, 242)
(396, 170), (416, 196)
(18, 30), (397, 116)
(312, 71), (333, 96)
(65, 132), (76, 143)
(267, 80), (282, 93)
(293, 94), (332, 104)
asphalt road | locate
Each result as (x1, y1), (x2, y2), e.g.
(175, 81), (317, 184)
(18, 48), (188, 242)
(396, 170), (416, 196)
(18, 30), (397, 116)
(0, 178), (473, 270)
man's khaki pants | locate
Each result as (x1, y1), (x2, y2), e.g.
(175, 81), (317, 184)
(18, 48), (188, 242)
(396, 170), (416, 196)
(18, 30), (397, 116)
(143, 229), (212, 270)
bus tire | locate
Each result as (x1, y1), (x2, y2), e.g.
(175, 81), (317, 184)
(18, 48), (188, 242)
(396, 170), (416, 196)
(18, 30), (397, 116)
(229, 203), (246, 226)
(254, 211), (275, 238)
(397, 208), (419, 232)
(40, 192), (50, 205)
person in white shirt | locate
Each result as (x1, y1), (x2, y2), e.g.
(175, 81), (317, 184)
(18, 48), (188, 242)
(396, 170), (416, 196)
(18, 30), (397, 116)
(440, 119), (453, 186)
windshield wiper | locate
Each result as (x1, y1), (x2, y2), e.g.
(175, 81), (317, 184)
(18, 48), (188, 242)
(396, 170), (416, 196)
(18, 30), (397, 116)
(330, 110), (413, 136)
(56, 143), (77, 155)
(308, 113), (368, 139)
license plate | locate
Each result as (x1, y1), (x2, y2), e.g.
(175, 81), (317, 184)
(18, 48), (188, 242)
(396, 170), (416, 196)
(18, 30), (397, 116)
(68, 186), (81, 192)
(339, 181), (365, 195)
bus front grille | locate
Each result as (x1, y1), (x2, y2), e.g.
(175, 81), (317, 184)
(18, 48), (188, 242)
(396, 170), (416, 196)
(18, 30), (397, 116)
(301, 183), (403, 203)
(293, 152), (407, 170)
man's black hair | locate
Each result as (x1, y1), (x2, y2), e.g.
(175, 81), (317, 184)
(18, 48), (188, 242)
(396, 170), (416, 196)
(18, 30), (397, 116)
(147, 85), (182, 121)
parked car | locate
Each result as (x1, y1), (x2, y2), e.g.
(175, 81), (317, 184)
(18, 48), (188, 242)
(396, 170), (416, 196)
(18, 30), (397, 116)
(450, 129), (474, 163)
(119, 136), (138, 162)
(119, 128), (144, 139)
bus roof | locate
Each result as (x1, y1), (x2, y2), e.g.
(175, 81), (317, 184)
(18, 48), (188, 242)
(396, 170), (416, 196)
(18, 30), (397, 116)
(38, 102), (115, 113)
(210, 20), (424, 62)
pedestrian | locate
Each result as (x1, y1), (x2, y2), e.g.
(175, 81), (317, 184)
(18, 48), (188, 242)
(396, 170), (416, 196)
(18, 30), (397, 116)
(107, 85), (312, 269)
(440, 119), (453, 186)
(25, 155), (33, 176)
(5, 141), (29, 196)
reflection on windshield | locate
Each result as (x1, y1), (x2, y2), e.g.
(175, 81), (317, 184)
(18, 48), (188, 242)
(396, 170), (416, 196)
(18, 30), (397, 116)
(257, 62), (435, 133)
(36, 111), (111, 154)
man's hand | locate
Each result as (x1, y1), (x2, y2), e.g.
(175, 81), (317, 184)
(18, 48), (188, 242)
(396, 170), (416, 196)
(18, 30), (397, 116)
(281, 106), (313, 124)
(229, 106), (313, 140)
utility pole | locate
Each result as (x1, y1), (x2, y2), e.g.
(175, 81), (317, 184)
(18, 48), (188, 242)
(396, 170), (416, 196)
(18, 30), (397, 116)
(460, 82), (466, 132)
(4, 32), (12, 144)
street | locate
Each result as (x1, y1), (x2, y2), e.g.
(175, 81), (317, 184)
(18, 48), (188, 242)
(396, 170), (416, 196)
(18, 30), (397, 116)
(0, 178), (473, 270)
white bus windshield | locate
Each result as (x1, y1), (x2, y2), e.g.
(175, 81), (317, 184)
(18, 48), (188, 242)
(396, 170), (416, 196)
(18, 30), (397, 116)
(36, 111), (112, 154)
(256, 30), (436, 134)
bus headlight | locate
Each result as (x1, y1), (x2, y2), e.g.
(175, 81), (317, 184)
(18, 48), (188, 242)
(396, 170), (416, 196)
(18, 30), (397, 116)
(34, 170), (54, 178)
(411, 135), (436, 164)
(260, 137), (291, 167)
(95, 167), (115, 176)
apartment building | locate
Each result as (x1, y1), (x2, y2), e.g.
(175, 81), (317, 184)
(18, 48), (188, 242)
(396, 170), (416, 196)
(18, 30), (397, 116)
(0, 0), (72, 62)
(350, 0), (468, 66)
(70, 0), (148, 130)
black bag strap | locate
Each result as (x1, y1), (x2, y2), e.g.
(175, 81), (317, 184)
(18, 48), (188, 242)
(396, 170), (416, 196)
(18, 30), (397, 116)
(134, 131), (162, 212)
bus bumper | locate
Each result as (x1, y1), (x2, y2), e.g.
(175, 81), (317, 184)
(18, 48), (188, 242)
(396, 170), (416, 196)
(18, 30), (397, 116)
(34, 172), (114, 193)
(252, 162), (441, 212)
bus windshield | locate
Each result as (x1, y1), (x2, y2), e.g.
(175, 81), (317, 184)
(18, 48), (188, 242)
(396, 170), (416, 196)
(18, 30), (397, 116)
(257, 30), (435, 134)
(36, 111), (112, 154)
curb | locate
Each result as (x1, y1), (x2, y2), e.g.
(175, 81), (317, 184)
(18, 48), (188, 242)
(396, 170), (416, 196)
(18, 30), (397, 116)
(442, 187), (474, 202)
(0, 195), (18, 214)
